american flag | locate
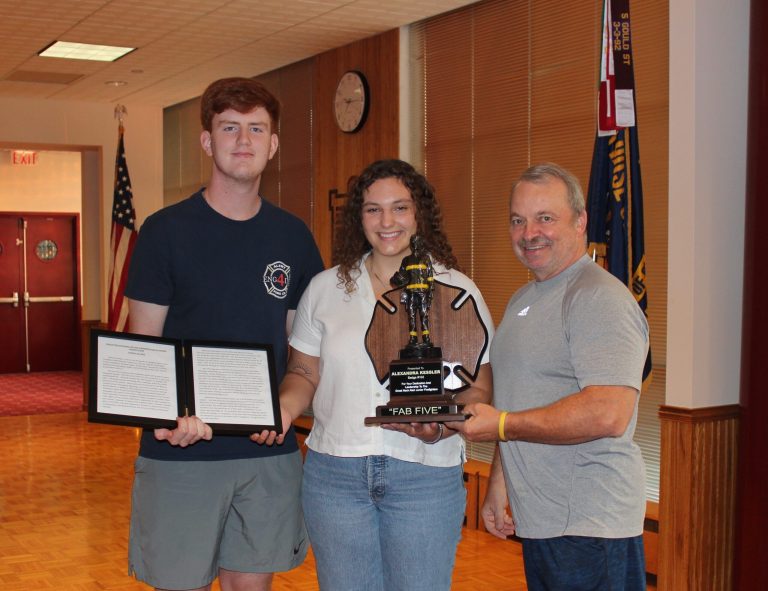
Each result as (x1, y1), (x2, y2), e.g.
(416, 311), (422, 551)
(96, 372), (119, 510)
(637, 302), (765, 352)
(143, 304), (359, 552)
(107, 124), (137, 332)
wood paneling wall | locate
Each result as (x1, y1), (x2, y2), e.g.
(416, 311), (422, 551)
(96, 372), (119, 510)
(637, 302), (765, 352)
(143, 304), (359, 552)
(257, 59), (315, 225)
(162, 29), (398, 264)
(312, 29), (400, 264)
(658, 405), (739, 590)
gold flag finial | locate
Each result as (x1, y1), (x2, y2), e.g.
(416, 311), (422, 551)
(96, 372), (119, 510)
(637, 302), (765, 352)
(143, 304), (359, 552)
(114, 104), (127, 124)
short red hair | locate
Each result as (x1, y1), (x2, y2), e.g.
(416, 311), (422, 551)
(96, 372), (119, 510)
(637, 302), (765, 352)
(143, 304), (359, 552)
(200, 77), (280, 132)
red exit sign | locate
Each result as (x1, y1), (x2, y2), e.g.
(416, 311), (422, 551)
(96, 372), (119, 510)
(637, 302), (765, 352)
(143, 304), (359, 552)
(12, 150), (38, 165)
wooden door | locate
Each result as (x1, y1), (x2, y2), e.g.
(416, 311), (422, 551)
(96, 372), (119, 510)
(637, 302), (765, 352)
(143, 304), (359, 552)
(0, 213), (80, 373)
(0, 216), (25, 373)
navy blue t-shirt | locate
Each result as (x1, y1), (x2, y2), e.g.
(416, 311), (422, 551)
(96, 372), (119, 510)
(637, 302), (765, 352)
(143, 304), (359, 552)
(125, 190), (323, 460)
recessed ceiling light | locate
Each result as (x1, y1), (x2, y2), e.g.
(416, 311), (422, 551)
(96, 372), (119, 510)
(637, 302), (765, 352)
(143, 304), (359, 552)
(105, 80), (128, 86)
(38, 41), (135, 62)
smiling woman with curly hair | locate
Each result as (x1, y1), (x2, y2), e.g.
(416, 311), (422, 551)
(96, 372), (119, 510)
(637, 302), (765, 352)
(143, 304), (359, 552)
(255, 158), (494, 591)
(334, 159), (460, 294)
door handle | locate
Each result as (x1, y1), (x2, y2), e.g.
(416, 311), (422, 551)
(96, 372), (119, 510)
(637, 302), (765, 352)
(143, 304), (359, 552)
(0, 292), (20, 307)
(27, 295), (74, 303)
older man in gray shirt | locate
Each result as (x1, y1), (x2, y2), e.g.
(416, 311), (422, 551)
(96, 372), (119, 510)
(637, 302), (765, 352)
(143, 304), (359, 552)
(451, 162), (648, 591)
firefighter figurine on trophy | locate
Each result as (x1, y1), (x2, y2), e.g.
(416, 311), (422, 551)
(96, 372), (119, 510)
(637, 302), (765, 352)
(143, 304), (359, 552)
(365, 235), (488, 424)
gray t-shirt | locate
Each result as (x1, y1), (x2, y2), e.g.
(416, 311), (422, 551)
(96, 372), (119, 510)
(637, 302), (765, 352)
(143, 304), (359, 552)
(490, 254), (648, 539)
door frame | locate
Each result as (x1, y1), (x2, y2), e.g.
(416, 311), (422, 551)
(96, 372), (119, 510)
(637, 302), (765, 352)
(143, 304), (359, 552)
(0, 211), (83, 371)
(0, 141), (103, 327)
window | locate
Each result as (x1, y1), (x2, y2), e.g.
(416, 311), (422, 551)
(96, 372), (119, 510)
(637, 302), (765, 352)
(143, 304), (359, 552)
(409, 0), (668, 500)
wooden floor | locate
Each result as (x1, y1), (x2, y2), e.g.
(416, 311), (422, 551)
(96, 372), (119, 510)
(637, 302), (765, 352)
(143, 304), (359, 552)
(0, 412), (528, 590)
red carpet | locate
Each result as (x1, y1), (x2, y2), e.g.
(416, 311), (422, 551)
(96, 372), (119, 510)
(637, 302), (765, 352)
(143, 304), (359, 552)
(0, 371), (84, 416)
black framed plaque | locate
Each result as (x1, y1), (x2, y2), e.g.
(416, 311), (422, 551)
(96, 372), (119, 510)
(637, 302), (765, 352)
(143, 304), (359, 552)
(88, 329), (281, 434)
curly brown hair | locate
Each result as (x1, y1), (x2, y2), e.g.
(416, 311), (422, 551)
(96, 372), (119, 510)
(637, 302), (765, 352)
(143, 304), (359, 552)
(334, 159), (459, 294)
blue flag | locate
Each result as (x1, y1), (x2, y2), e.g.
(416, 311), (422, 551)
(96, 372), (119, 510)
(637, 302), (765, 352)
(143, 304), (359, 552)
(586, 0), (651, 381)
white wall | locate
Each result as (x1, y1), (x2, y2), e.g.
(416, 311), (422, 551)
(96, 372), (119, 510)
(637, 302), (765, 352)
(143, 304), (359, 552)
(0, 149), (81, 212)
(666, 0), (750, 408)
(0, 97), (163, 321)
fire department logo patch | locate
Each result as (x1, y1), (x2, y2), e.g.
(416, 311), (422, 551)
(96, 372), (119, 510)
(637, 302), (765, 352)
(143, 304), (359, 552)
(263, 261), (291, 299)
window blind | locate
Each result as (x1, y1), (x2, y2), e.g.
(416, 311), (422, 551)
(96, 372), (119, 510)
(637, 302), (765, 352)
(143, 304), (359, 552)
(410, 0), (668, 500)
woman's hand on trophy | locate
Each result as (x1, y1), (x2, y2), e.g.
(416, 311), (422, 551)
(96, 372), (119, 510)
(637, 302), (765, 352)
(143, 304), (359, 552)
(381, 421), (445, 444)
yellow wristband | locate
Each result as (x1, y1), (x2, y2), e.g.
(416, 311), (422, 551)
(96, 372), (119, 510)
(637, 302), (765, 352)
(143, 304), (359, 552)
(498, 411), (509, 442)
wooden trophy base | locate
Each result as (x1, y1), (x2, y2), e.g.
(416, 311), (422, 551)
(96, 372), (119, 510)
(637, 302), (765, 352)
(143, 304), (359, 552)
(364, 395), (466, 425)
(363, 280), (489, 426)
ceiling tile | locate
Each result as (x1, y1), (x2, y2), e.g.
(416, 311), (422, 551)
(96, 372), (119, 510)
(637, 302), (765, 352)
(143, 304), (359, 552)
(0, 0), (477, 106)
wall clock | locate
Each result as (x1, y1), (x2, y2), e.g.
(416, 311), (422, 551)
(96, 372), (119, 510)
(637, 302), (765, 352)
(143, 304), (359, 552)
(334, 70), (369, 133)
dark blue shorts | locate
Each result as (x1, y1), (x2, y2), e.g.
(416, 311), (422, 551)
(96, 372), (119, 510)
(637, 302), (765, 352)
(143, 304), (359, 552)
(521, 535), (645, 591)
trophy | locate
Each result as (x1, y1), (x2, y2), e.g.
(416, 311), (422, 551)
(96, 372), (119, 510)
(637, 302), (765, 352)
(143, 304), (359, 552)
(364, 236), (489, 424)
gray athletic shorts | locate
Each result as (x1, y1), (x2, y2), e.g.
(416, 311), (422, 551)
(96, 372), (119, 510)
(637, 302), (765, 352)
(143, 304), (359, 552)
(128, 452), (307, 590)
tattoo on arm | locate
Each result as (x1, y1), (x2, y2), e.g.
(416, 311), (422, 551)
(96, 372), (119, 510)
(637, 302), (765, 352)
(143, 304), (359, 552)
(288, 360), (312, 376)
(287, 360), (316, 388)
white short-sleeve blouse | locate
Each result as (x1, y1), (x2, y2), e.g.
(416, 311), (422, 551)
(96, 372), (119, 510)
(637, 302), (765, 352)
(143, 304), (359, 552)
(289, 252), (494, 467)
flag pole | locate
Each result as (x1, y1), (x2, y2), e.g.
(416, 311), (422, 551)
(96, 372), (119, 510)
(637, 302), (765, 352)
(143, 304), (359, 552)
(107, 104), (137, 332)
(114, 104), (127, 124)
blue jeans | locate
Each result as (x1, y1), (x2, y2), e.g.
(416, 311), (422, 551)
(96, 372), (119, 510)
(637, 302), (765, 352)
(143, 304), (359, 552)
(301, 450), (466, 591)
(522, 535), (646, 591)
